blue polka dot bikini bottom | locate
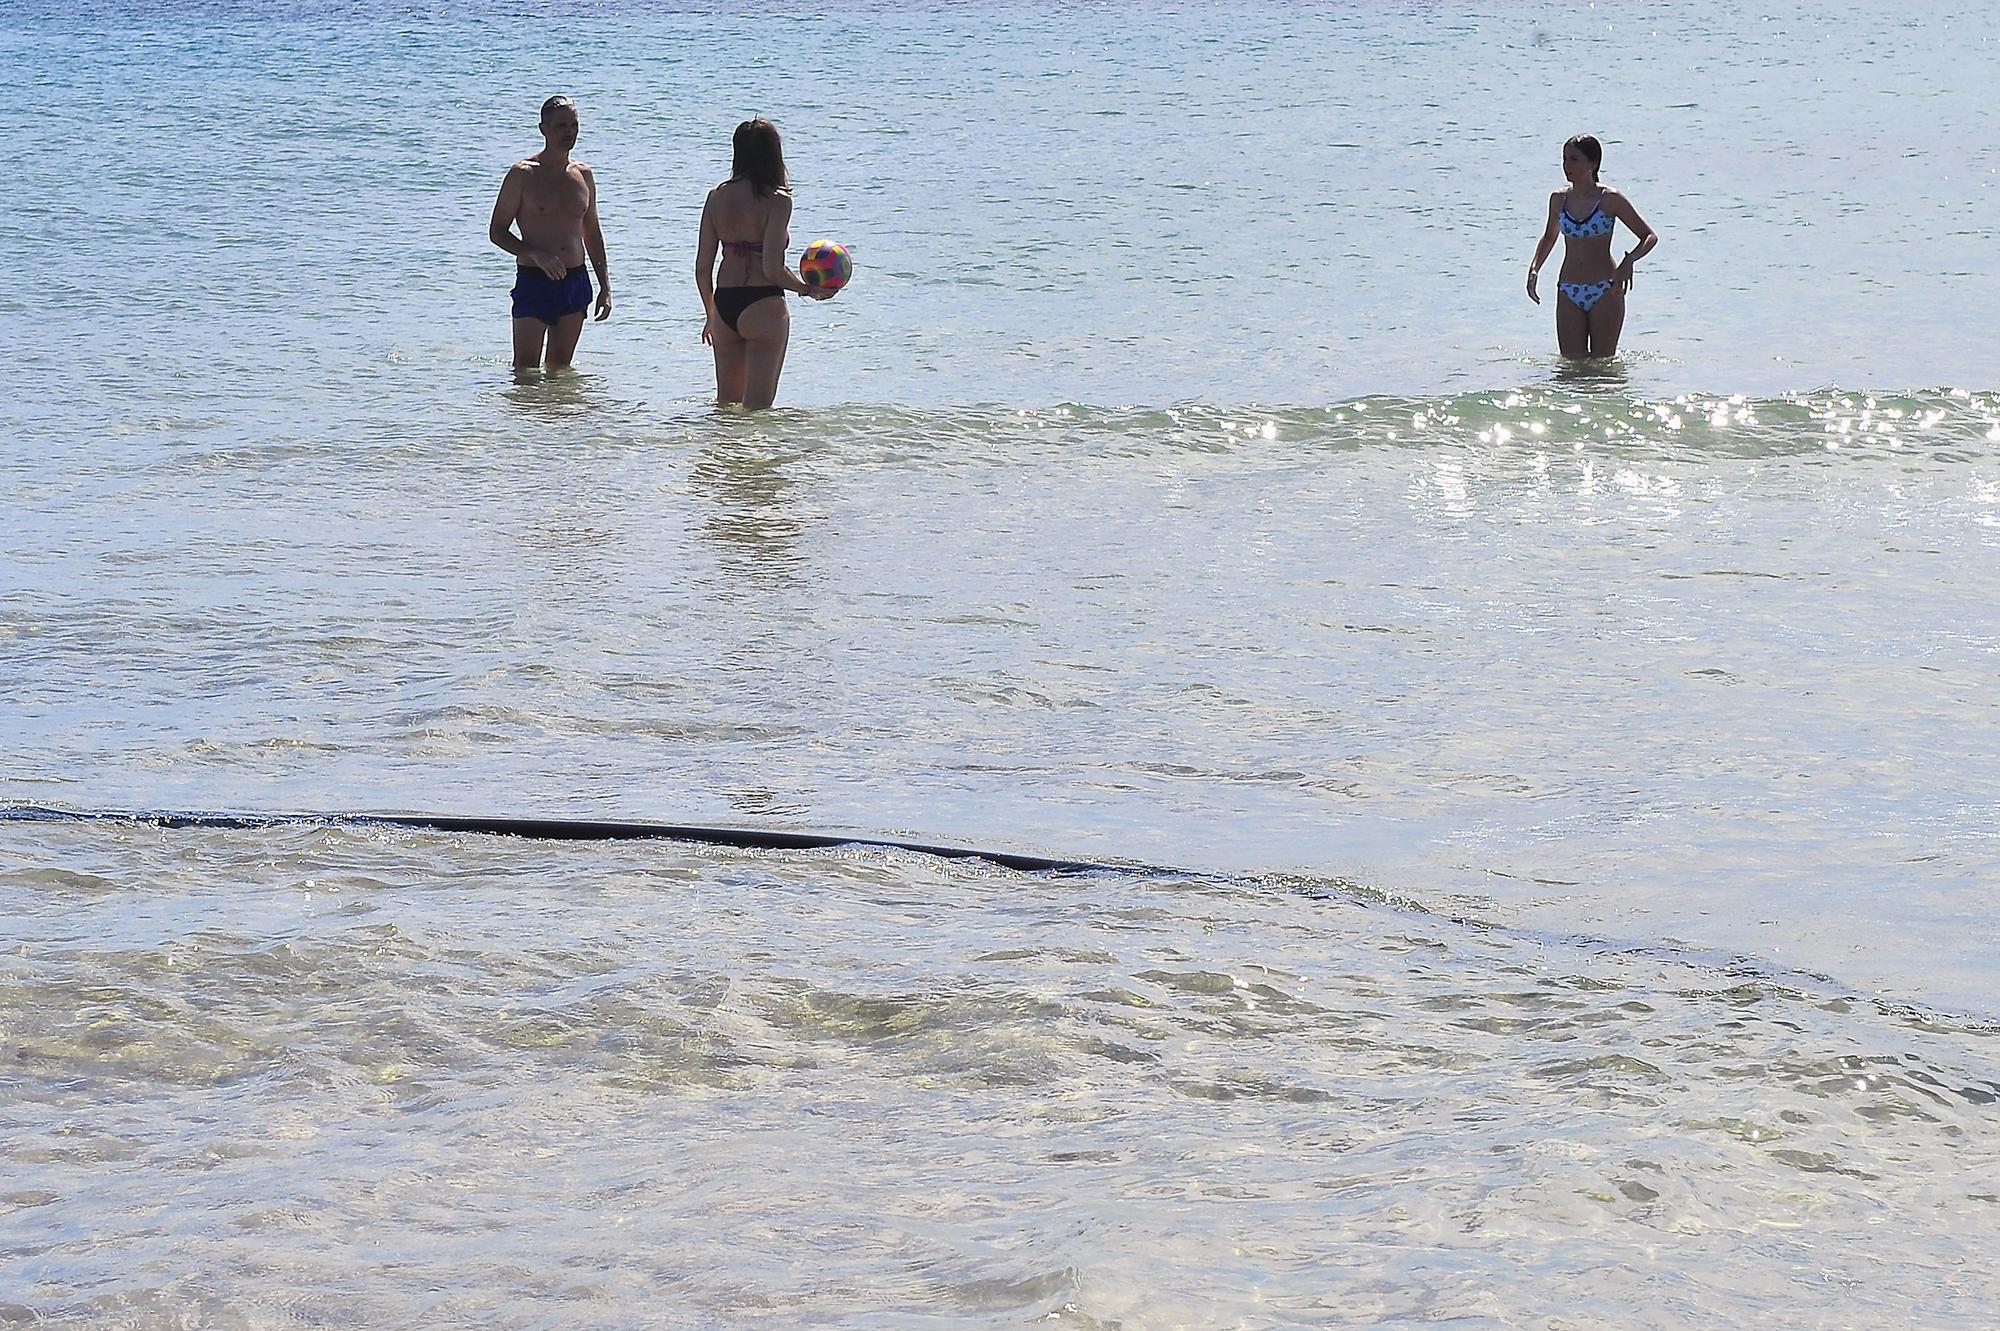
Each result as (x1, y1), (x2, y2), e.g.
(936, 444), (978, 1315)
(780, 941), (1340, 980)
(1559, 279), (1615, 312)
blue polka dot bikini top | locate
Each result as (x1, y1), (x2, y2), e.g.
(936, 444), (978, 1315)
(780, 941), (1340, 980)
(1559, 191), (1615, 238)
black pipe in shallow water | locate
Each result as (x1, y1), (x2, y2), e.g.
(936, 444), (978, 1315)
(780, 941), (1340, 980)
(7, 807), (1977, 1026)
(0, 805), (1163, 878)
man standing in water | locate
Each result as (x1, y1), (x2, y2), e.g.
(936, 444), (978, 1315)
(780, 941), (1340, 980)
(488, 95), (612, 369)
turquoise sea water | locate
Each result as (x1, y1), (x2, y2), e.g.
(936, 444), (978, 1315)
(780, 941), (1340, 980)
(5, 2), (2000, 1326)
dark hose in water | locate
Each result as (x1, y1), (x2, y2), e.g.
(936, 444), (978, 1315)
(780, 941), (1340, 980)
(0, 805), (1168, 877)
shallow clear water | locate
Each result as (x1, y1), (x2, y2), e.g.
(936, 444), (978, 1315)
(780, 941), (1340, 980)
(5, 825), (1998, 1327)
(5, 1), (2000, 1325)
(10, 388), (2000, 1007)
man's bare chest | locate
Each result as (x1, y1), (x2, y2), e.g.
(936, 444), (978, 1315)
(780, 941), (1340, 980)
(522, 170), (589, 218)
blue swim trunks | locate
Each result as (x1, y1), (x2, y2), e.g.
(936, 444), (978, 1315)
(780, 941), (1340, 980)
(511, 265), (593, 324)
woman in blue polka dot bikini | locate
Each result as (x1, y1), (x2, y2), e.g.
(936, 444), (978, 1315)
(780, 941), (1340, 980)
(1526, 134), (1660, 358)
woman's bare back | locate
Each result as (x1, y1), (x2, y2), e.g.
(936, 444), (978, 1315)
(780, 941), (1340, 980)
(708, 179), (791, 287)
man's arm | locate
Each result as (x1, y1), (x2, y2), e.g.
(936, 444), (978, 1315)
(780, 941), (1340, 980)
(581, 166), (611, 321)
(489, 166), (565, 278)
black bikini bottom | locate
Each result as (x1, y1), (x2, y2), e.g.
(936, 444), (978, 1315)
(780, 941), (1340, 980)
(714, 285), (784, 332)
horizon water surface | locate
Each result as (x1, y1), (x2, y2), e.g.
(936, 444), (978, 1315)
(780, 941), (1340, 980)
(5, 2), (2000, 1327)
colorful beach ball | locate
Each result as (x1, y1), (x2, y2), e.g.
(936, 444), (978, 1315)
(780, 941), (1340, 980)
(799, 239), (853, 293)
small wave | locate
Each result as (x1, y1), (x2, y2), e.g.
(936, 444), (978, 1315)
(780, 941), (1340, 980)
(720, 388), (2000, 465)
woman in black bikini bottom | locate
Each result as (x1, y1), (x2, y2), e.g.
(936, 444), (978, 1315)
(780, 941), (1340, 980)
(695, 118), (831, 408)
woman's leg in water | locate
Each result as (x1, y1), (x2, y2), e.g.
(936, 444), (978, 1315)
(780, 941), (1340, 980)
(710, 317), (749, 406)
(1587, 285), (1627, 358)
(1555, 293), (1590, 358)
(735, 294), (791, 410)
